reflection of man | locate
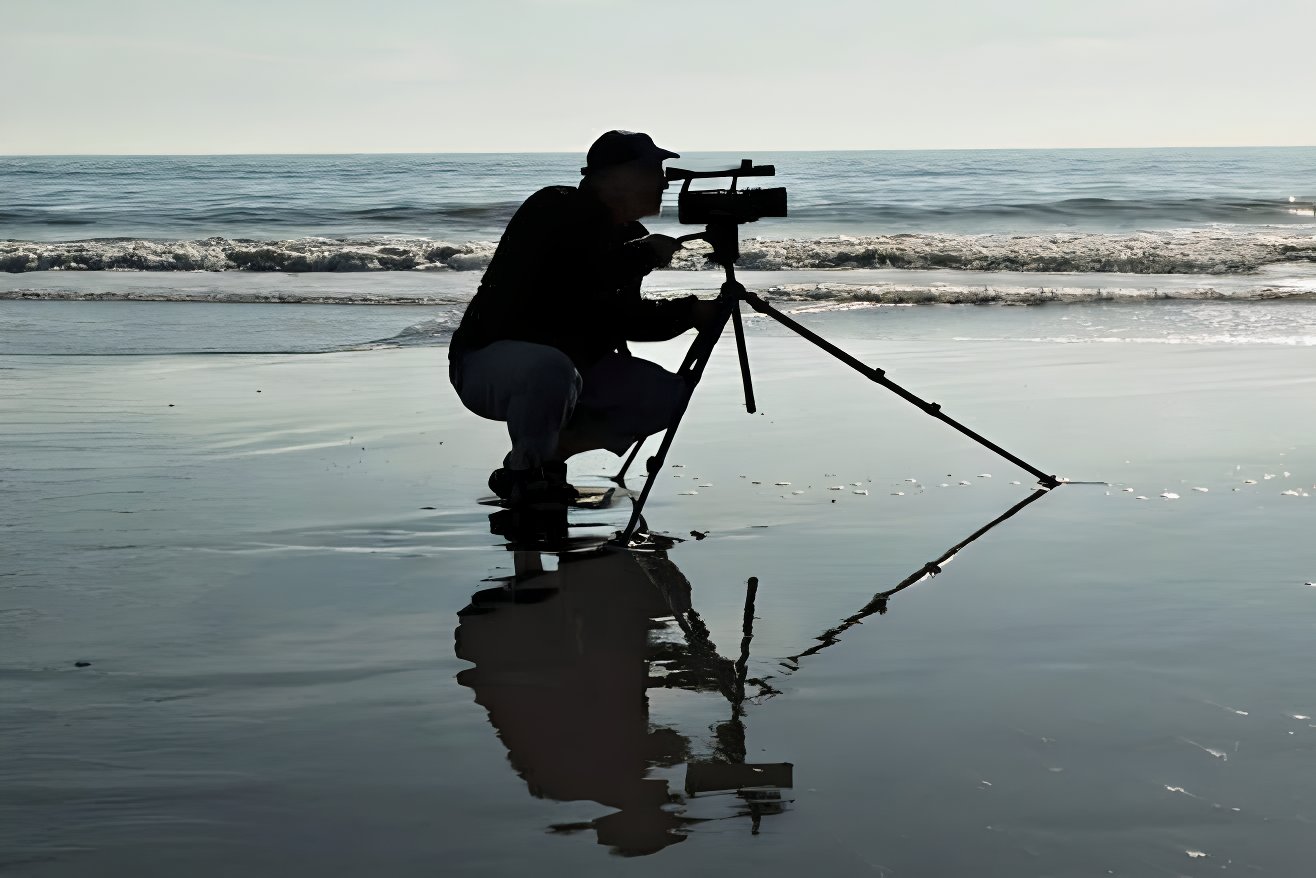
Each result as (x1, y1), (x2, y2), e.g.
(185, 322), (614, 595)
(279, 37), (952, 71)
(454, 548), (693, 855)
(448, 131), (718, 507)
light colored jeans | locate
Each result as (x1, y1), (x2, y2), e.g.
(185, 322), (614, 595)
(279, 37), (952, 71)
(453, 341), (685, 470)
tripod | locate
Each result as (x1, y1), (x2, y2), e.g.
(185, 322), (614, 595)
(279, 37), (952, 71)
(615, 219), (1061, 545)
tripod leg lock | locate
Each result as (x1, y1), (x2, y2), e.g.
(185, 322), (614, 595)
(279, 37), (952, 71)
(925, 402), (941, 414)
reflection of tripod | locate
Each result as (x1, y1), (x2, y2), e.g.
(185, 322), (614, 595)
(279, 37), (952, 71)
(615, 218), (1061, 544)
(634, 556), (793, 831)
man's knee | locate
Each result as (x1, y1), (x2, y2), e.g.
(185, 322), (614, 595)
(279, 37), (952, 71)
(457, 341), (580, 421)
(521, 348), (581, 400)
(600, 361), (686, 439)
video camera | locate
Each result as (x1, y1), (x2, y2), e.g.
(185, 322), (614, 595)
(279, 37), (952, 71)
(666, 159), (788, 226)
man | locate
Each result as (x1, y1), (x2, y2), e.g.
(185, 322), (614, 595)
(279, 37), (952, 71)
(449, 131), (718, 506)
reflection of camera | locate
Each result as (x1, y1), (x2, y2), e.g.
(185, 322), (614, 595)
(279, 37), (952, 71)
(667, 160), (788, 225)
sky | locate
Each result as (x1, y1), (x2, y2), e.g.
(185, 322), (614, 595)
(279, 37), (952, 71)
(4, 0), (1314, 154)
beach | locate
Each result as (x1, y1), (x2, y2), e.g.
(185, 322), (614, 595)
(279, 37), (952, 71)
(5, 308), (1316, 874)
(4, 146), (1316, 874)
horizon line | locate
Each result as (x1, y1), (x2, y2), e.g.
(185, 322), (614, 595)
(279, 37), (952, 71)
(3, 144), (1315, 159)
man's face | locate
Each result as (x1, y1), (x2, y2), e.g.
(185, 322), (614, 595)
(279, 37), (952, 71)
(612, 159), (669, 220)
(635, 160), (669, 217)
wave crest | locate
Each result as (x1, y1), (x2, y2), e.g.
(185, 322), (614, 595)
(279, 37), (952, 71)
(761, 283), (1316, 308)
(0, 237), (498, 274)
(671, 230), (1316, 274)
(0, 289), (462, 305)
(4, 229), (1316, 275)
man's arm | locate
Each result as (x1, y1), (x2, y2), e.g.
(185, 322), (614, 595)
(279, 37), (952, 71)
(617, 287), (702, 342)
(609, 232), (724, 342)
(588, 224), (673, 285)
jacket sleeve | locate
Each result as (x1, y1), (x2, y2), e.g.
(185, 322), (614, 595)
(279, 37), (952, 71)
(590, 222), (662, 285)
(616, 285), (701, 342)
(601, 222), (700, 342)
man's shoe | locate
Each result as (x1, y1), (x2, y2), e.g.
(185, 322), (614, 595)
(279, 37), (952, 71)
(488, 465), (578, 508)
(488, 467), (519, 501)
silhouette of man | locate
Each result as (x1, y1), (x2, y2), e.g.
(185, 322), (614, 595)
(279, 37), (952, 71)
(449, 131), (717, 506)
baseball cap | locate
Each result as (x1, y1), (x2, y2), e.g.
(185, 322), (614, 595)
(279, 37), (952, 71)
(581, 130), (679, 175)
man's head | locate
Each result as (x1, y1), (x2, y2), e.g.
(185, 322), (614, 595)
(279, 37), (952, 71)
(580, 130), (679, 223)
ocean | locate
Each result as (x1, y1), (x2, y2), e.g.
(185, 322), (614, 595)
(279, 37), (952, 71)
(5, 149), (1316, 243)
(3, 148), (1316, 356)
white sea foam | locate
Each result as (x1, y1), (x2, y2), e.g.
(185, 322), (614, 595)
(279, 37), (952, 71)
(764, 282), (1316, 308)
(4, 227), (1316, 275)
(670, 229), (1316, 274)
(0, 288), (466, 306)
(0, 237), (496, 274)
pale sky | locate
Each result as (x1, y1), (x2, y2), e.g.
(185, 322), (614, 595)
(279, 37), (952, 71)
(4, 0), (1314, 154)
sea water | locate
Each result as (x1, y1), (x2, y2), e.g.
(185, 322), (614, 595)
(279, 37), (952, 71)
(2, 148), (1316, 356)
(5, 149), (1316, 242)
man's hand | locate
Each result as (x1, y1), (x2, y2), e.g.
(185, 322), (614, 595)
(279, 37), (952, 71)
(691, 297), (724, 329)
(638, 234), (681, 268)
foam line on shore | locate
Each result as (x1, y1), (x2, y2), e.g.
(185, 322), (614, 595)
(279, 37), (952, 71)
(6, 283), (1311, 309)
(4, 228), (1316, 274)
(762, 282), (1316, 307)
(0, 289), (463, 305)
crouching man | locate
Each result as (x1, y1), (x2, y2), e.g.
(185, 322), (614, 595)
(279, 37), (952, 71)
(449, 130), (718, 506)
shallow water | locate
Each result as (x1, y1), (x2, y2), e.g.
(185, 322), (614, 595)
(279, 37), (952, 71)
(4, 266), (1316, 357)
(4, 334), (1315, 875)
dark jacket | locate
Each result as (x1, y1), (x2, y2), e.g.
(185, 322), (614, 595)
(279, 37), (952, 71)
(449, 185), (698, 374)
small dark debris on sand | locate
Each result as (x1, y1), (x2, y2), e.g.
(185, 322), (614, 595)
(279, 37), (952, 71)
(74, 661), (91, 668)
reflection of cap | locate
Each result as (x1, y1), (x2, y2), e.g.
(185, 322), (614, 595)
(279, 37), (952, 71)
(581, 131), (679, 175)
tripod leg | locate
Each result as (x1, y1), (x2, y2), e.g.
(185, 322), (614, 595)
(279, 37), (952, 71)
(740, 290), (1059, 488)
(610, 438), (644, 485)
(730, 295), (756, 414)
(618, 309), (733, 543)
(612, 309), (725, 487)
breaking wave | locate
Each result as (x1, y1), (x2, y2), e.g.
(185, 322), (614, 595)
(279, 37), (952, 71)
(762, 283), (1316, 308)
(4, 228), (1316, 275)
(0, 289), (461, 305)
(0, 237), (496, 274)
(8, 282), (1313, 310)
(696, 229), (1316, 274)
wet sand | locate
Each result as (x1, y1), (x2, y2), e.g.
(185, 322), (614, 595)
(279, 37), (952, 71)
(4, 331), (1316, 875)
